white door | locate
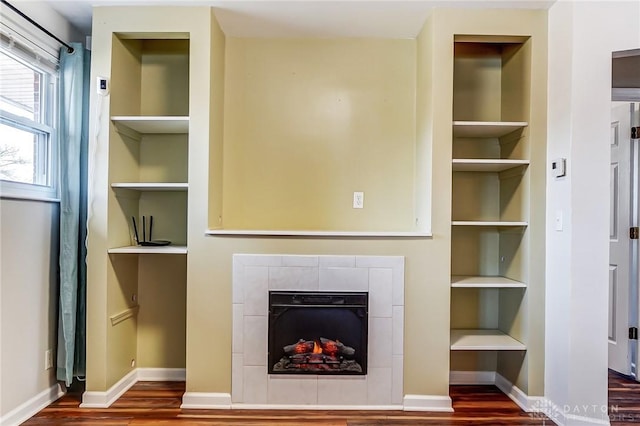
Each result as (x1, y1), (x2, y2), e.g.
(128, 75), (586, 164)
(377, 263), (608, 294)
(633, 102), (640, 378)
(609, 102), (636, 375)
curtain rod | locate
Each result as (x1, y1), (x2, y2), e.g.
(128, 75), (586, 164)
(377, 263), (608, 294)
(1, 0), (74, 53)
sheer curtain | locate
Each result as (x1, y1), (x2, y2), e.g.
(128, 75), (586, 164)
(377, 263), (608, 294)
(57, 42), (90, 387)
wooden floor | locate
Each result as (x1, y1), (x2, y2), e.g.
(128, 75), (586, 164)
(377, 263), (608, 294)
(22, 371), (640, 425)
(609, 369), (640, 425)
(23, 382), (552, 425)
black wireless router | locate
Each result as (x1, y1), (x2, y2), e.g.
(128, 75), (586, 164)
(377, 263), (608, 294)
(132, 216), (171, 246)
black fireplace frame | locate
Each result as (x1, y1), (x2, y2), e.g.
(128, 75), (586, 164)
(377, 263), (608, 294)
(268, 291), (369, 375)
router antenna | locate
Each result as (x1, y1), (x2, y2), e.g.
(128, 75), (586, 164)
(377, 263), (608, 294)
(132, 217), (140, 245)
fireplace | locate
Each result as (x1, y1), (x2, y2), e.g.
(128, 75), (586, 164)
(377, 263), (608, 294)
(268, 291), (368, 375)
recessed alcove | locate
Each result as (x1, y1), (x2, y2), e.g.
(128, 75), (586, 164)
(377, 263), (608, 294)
(208, 38), (431, 235)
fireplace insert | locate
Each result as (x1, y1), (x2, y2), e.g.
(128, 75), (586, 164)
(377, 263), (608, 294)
(268, 291), (368, 375)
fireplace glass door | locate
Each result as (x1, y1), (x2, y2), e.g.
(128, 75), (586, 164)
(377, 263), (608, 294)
(268, 291), (368, 375)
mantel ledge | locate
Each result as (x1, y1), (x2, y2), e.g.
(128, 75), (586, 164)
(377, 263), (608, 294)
(205, 229), (432, 238)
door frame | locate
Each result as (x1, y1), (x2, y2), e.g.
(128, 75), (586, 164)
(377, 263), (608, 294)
(612, 48), (640, 379)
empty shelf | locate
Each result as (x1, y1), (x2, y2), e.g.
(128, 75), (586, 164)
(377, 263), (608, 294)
(111, 116), (189, 134)
(450, 329), (526, 351)
(451, 275), (526, 288)
(452, 159), (529, 172)
(108, 245), (187, 254)
(453, 121), (528, 138)
(452, 221), (528, 227)
(111, 183), (188, 191)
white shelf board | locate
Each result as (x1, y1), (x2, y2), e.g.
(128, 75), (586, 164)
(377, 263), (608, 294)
(452, 159), (529, 172)
(451, 275), (526, 288)
(111, 183), (188, 191)
(450, 329), (526, 351)
(205, 229), (432, 237)
(453, 121), (528, 138)
(108, 245), (187, 254)
(452, 221), (528, 227)
(111, 116), (189, 134)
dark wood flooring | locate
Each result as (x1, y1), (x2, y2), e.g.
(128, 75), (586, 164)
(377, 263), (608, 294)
(609, 369), (640, 425)
(22, 370), (640, 425)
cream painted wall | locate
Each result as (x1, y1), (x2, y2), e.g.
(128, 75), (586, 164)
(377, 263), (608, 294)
(221, 38), (417, 232)
(0, 1), (83, 420)
(546, 1), (640, 424)
(0, 200), (59, 417)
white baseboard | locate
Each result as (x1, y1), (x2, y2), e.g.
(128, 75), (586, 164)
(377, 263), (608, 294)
(495, 373), (545, 412)
(450, 370), (496, 385)
(181, 392), (232, 409)
(81, 368), (186, 408)
(0, 383), (64, 426)
(232, 404), (402, 410)
(137, 368), (186, 381)
(403, 394), (453, 412)
(81, 369), (137, 408)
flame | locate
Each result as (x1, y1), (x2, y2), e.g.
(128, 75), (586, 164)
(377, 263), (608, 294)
(312, 341), (322, 354)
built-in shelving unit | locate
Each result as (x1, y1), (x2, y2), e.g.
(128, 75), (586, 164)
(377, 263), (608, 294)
(450, 35), (534, 376)
(101, 34), (191, 376)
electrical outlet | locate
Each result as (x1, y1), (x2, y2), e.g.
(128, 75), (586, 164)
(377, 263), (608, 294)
(353, 191), (364, 209)
(131, 359), (136, 368)
(45, 349), (53, 370)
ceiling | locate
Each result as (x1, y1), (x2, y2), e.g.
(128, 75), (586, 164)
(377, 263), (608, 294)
(45, 0), (555, 39)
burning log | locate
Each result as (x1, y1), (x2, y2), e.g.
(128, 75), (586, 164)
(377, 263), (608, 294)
(283, 338), (356, 358)
(320, 337), (355, 357)
(276, 337), (361, 373)
(283, 339), (314, 355)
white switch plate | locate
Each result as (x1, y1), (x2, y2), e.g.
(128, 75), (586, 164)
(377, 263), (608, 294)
(45, 349), (53, 370)
(555, 210), (563, 231)
(353, 192), (364, 209)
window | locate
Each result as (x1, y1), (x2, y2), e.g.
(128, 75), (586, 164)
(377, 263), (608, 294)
(0, 47), (57, 199)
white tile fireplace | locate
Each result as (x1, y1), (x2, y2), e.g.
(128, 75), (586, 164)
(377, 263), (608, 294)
(232, 254), (405, 408)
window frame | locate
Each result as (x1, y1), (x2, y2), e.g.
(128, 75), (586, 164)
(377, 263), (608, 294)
(0, 46), (59, 202)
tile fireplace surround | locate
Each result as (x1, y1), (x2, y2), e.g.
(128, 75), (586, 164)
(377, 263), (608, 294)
(232, 254), (404, 409)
